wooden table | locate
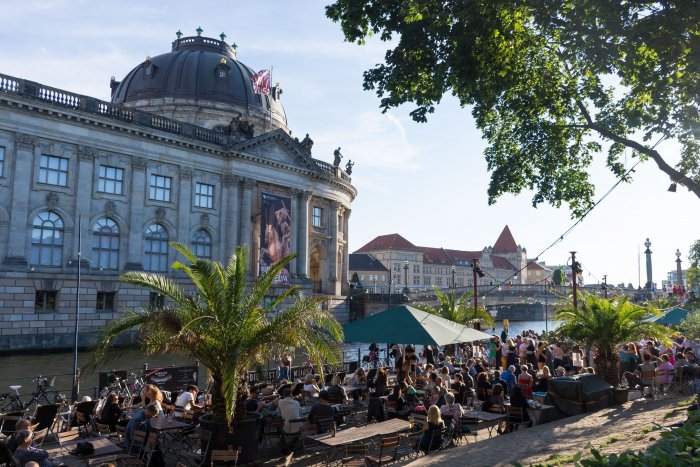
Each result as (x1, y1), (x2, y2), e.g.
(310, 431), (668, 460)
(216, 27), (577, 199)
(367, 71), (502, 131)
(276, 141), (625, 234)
(461, 409), (506, 438)
(149, 417), (192, 432)
(62, 437), (123, 465)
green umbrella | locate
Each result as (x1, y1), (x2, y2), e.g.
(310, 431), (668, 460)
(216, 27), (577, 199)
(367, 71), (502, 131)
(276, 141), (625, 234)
(653, 307), (689, 326)
(343, 305), (493, 345)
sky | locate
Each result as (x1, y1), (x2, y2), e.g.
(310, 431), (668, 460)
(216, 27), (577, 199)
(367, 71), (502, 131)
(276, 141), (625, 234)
(1, 0), (697, 288)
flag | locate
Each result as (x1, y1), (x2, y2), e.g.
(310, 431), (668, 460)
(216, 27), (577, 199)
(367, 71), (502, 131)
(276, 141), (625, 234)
(251, 69), (271, 95)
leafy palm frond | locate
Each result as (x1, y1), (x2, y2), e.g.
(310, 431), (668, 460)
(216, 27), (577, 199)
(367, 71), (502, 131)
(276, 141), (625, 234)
(93, 243), (343, 424)
(415, 286), (495, 326)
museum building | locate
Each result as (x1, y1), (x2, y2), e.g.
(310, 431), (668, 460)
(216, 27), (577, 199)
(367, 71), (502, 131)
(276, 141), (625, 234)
(0, 33), (357, 350)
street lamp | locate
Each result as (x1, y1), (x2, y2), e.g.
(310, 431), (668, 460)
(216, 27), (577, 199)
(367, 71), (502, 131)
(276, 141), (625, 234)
(644, 238), (653, 291)
(451, 265), (456, 290)
(676, 249), (683, 290)
(403, 260), (410, 294)
(71, 214), (83, 403)
(472, 259), (486, 314)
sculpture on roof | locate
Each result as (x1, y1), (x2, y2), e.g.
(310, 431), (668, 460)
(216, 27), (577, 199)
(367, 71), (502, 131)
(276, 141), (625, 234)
(333, 147), (343, 167)
(345, 159), (354, 175)
(228, 114), (255, 138)
(300, 133), (313, 155)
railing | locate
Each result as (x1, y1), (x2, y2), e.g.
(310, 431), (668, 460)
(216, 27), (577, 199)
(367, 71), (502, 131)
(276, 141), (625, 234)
(0, 71), (353, 184)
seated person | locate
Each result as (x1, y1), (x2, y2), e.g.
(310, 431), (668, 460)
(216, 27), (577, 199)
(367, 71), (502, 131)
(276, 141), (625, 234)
(349, 368), (367, 401)
(501, 365), (517, 394)
(278, 389), (303, 434)
(439, 392), (464, 432)
(124, 404), (158, 448)
(506, 385), (532, 431)
(476, 372), (491, 401)
(307, 391), (336, 432)
(302, 374), (321, 396)
(327, 375), (348, 402)
(98, 392), (123, 431)
(386, 382), (412, 419)
(533, 366), (552, 393)
(419, 406), (445, 453)
(482, 383), (505, 413)
(13, 431), (62, 467)
(6, 419), (32, 456)
(175, 385), (204, 411)
(450, 373), (467, 405)
(245, 386), (279, 416)
(624, 353), (657, 389)
(491, 370), (508, 395)
(655, 354), (675, 385)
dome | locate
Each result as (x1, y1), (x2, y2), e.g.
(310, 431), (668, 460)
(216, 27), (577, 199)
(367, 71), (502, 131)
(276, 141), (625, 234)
(111, 34), (286, 129)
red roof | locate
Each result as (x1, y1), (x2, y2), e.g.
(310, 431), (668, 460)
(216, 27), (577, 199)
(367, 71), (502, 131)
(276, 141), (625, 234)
(527, 261), (546, 270)
(418, 247), (452, 264)
(493, 225), (518, 252)
(443, 249), (482, 265)
(355, 233), (419, 253)
(491, 255), (518, 271)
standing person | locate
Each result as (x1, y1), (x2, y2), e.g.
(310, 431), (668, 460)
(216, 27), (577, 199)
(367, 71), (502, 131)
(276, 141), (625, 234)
(390, 344), (403, 370)
(551, 342), (565, 370)
(278, 352), (292, 383)
(488, 337), (498, 368)
(526, 339), (537, 367)
(495, 337), (504, 370)
(518, 337), (528, 365)
(505, 338), (518, 368)
(424, 344), (435, 366)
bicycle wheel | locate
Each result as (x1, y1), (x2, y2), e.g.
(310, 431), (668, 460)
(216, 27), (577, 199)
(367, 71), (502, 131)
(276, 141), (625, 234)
(0, 396), (25, 412)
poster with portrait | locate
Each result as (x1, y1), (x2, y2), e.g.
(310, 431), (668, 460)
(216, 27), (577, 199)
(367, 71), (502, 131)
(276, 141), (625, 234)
(259, 193), (292, 284)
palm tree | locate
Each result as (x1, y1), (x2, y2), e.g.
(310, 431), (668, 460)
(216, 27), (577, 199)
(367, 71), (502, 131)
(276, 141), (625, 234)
(414, 286), (495, 327)
(94, 243), (342, 426)
(555, 292), (669, 387)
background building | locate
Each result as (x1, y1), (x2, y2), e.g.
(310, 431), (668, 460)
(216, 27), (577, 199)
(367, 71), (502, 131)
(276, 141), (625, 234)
(0, 33), (356, 350)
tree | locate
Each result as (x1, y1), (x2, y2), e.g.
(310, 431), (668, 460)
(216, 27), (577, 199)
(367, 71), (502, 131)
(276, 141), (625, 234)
(552, 268), (565, 286)
(555, 292), (669, 387)
(93, 244), (342, 425)
(326, 1), (700, 217)
(413, 286), (495, 327)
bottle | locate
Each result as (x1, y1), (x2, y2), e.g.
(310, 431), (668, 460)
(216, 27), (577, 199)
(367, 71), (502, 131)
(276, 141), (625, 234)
(409, 415), (414, 429)
(331, 422), (336, 437)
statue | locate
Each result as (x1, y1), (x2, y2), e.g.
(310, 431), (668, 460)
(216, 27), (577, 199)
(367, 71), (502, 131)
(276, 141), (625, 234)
(300, 133), (313, 155)
(345, 159), (354, 175)
(229, 113), (254, 138)
(333, 147), (343, 167)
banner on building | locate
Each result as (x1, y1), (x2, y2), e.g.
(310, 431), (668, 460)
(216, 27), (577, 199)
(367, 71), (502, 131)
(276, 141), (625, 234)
(259, 193), (292, 284)
(143, 365), (198, 392)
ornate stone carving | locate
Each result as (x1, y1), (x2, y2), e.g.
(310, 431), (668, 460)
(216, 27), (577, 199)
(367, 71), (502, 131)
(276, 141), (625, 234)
(14, 132), (37, 148)
(104, 201), (116, 218)
(78, 145), (95, 162)
(200, 213), (209, 226)
(241, 177), (256, 189)
(223, 174), (241, 188)
(302, 190), (312, 201)
(132, 157), (147, 171)
(292, 188), (303, 198)
(46, 192), (59, 209)
(228, 113), (255, 138)
(179, 167), (193, 180)
(155, 207), (166, 221)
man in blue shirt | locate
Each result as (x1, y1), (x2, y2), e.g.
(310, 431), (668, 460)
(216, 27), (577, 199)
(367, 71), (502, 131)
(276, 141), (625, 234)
(501, 365), (517, 395)
(124, 404), (157, 448)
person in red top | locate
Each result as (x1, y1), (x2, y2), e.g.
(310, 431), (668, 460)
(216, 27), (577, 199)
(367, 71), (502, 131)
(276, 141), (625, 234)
(517, 365), (533, 398)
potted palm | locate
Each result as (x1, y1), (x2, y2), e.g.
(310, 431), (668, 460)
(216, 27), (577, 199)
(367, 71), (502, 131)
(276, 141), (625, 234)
(93, 244), (342, 462)
(414, 286), (495, 328)
(555, 292), (670, 403)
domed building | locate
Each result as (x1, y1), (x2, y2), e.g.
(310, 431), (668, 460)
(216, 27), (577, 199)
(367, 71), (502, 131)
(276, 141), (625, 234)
(0, 32), (356, 351)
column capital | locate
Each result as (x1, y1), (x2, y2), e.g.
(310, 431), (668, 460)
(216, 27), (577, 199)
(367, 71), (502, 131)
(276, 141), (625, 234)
(132, 157), (147, 171)
(77, 145), (95, 162)
(13, 132), (37, 149)
(223, 174), (241, 188)
(301, 190), (312, 201)
(292, 188), (303, 197)
(241, 177), (256, 189)
(330, 200), (342, 212)
(179, 166), (193, 180)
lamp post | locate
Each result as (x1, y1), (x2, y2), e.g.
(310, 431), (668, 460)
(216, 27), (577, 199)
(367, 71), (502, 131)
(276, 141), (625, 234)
(472, 259), (485, 314)
(403, 260), (409, 294)
(644, 238), (653, 291)
(676, 249), (683, 290)
(602, 274), (608, 299)
(570, 251), (579, 311)
(372, 274), (377, 293)
(451, 265), (456, 290)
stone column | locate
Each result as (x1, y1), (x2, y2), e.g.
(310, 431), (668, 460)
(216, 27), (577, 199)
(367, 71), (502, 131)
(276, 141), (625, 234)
(341, 207), (351, 293)
(298, 191), (311, 277)
(4, 133), (37, 266)
(72, 147), (95, 258)
(125, 157), (147, 270)
(239, 177), (254, 252)
(221, 175), (240, 261)
(177, 167), (192, 244)
(290, 189), (301, 276)
(328, 200), (340, 296)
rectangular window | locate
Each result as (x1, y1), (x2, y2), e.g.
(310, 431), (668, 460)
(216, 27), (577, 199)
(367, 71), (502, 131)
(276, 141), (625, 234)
(413, 265), (420, 274)
(413, 276), (421, 285)
(424, 277), (431, 285)
(0, 146), (4, 177)
(195, 182), (214, 208)
(457, 278), (464, 287)
(96, 291), (116, 311)
(436, 276), (443, 286)
(35, 290), (57, 311)
(312, 206), (323, 227)
(38, 155), (69, 186)
(149, 292), (165, 308)
(97, 165), (124, 194)
(149, 174), (172, 201)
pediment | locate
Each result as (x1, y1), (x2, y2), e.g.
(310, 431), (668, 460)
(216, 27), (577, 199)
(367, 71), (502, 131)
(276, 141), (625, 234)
(231, 129), (317, 172)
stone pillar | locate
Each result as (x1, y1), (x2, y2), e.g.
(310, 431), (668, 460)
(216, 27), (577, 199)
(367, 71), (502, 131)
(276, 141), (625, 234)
(125, 157), (147, 270)
(177, 167), (193, 244)
(221, 175), (240, 261)
(290, 189), (301, 275)
(298, 191), (311, 277)
(73, 146), (95, 258)
(4, 133), (36, 266)
(328, 200), (340, 296)
(239, 177), (254, 253)
(341, 207), (351, 294)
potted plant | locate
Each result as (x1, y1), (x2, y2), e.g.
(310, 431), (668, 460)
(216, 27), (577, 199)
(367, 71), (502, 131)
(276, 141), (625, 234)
(556, 292), (670, 404)
(94, 244), (342, 463)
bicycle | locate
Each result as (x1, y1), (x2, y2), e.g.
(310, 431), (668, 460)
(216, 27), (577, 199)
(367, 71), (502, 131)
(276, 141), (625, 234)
(0, 375), (66, 412)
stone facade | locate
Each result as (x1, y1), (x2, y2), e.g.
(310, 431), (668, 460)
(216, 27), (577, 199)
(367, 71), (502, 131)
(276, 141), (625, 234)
(0, 36), (356, 351)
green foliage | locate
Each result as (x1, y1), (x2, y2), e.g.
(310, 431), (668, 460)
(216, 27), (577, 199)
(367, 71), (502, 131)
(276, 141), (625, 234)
(94, 243), (343, 425)
(326, 1), (700, 216)
(413, 286), (494, 327)
(351, 272), (360, 283)
(553, 268), (565, 286)
(679, 310), (700, 342)
(555, 292), (669, 386)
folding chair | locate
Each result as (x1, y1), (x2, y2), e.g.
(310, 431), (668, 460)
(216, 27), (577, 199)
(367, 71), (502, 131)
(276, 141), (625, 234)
(126, 430), (148, 458)
(57, 429), (81, 455)
(260, 417), (285, 454)
(120, 432), (158, 466)
(365, 435), (399, 466)
(506, 406), (531, 432)
(176, 427), (212, 467)
(640, 370), (657, 398)
(32, 403), (63, 440)
(668, 366), (691, 396)
(210, 447), (241, 466)
(0, 409), (29, 436)
(300, 425), (330, 457)
(313, 416), (335, 434)
(421, 427), (446, 454)
(32, 427), (49, 447)
(342, 443), (368, 466)
(458, 415), (479, 444)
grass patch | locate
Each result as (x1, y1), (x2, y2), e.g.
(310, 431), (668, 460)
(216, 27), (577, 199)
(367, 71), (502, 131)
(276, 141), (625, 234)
(532, 452), (583, 466)
(663, 411), (676, 419)
(598, 436), (620, 449)
(676, 394), (696, 407)
(639, 425), (655, 434)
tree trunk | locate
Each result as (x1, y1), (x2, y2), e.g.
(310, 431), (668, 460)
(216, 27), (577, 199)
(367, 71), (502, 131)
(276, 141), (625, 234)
(209, 376), (228, 424)
(595, 353), (620, 388)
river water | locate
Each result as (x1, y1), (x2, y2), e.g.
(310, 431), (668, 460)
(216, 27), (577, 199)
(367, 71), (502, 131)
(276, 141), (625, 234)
(0, 319), (558, 400)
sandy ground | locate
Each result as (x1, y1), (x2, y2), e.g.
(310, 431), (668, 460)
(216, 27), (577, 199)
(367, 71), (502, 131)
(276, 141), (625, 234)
(406, 394), (692, 467)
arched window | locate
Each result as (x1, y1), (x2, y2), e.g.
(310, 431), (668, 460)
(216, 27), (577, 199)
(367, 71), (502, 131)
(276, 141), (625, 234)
(192, 229), (212, 259)
(92, 218), (119, 270)
(144, 223), (169, 272)
(31, 211), (64, 266)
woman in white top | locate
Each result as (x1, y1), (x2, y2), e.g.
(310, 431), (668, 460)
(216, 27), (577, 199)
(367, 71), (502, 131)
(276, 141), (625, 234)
(302, 374), (320, 395)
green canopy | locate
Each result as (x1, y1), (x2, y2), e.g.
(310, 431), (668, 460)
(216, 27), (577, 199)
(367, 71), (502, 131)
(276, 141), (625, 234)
(343, 305), (493, 345)
(652, 307), (689, 326)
